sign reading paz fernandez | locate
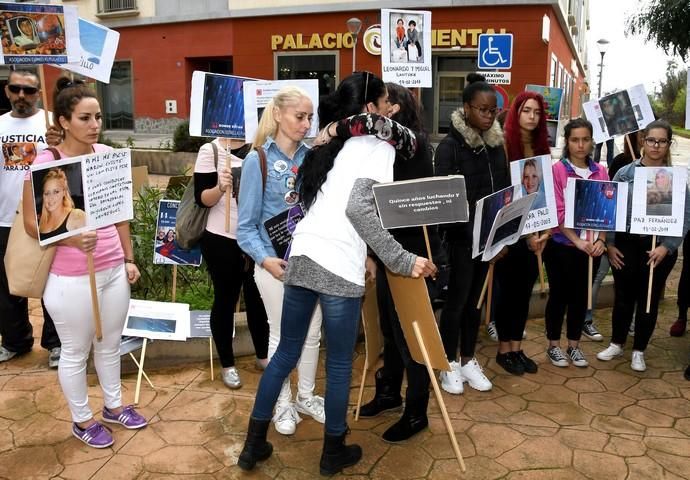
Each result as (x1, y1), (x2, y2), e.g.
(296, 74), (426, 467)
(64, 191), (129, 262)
(630, 166), (687, 237)
(373, 176), (468, 229)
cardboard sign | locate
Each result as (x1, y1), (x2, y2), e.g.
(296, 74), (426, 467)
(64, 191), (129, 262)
(565, 178), (628, 232)
(380, 9), (432, 88)
(189, 71), (257, 138)
(473, 185), (520, 258)
(154, 200), (202, 266)
(30, 148), (133, 246)
(510, 155), (557, 234)
(630, 166), (687, 237)
(373, 176), (468, 229)
(242, 79), (319, 143)
(525, 85), (563, 147)
(583, 84), (655, 144)
(189, 310), (212, 338)
(482, 193), (536, 261)
(264, 203), (305, 260)
(361, 278), (382, 369)
(0, 2), (79, 64)
(123, 299), (190, 341)
(54, 18), (119, 83)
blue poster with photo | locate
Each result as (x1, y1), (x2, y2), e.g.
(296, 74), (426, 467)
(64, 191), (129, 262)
(565, 178), (628, 233)
(154, 200), (202, 266)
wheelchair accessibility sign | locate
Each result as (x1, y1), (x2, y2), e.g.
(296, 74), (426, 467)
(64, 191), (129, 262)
(477, 34), (513, 70)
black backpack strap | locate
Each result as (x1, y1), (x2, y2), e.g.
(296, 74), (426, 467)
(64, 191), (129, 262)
(256, 146), (268, 191)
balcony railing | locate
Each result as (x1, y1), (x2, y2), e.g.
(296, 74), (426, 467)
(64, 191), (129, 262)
(98, 0), (138, 14)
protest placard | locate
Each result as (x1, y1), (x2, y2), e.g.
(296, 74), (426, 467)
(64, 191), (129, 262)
(0, 2), (79, 65)
(630, 166), (687, 237)
(482, 193), (536, 261)
(380, 9), (432, 88)
(510, 154), (557, 234)
(373, 176), (468, 229)
(565, 178), (628, 232)
(243, 79), (319, 143)
(123, 299), (190, 341)
(583, 84), (655, 144)
(264, 203), (305, 260)
(54, 18), (119, 83)
(189, 310), (212, 338)
(154, 200), (202, 266)
(30, 148), (133, 246)
(525, 85), (563, 147)
(472, 185), (519, 258)
(189, 71), (257, 138)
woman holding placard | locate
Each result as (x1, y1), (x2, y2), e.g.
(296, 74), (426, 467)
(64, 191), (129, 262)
(544, 118), (608, 368)
(598, 120), (690, 371)
(22, 78), (146, 449)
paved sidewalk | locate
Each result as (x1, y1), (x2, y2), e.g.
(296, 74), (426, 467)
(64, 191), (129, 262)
(1, 272), (689, 479)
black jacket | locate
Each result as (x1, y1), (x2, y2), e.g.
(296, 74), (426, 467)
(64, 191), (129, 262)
(434, 109), (509, 246)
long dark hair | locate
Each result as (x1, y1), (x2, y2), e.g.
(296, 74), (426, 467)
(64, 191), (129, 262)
(561, 117), (593, 160)
(387, 83), (423, 133)
(53, 77), (97, 133)
(298, 72), (386, 209)
(503, 91), (550, 161)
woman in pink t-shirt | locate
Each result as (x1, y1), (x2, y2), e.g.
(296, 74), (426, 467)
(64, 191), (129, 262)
(21, 78), (147, 449)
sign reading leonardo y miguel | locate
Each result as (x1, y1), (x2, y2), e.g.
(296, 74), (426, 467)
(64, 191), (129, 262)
(373, 176), (468, 229)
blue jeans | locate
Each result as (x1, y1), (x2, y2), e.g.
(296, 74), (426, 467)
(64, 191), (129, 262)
(251, 285), (362, 435)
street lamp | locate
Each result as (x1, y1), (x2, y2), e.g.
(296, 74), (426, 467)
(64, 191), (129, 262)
(346, 17), (362, 73)
(596, 38), (610, 97)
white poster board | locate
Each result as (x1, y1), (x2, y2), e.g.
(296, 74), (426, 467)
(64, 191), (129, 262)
(242, 79), (319, 143)
(564, 178), (628, 232)
(123, 299), (190, 341)
(482, 193), (536, 261)
(630, 166), (687, 237)
(54, 18), (119, 83)
(510, 154), (557, 234)
(583, 84), (655, 144)
(29, 149), (133, 246)
(380, 9), (432, 88)
(472, 185), (519, 258)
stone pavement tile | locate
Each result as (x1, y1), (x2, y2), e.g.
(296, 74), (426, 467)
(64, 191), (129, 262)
(219, 396), (254, 434)
(143, 445), (224, 475)
(539, 362), (597, 379)
(0, 445), (62, 479)
(647, 449), (690, 478)
(624, 378), (681, 399)
(496, 437), (572, 470)
(428, 456), (507, 480)
(646, 427), (689, 439)
(674, 417), (690, 436)
(0, 426), (13, 455)
(110, 427), (138, 453)
(592, 370), (639, 392)
(10, 412), (72, 447)
(506, 469), (587, 479)
(590, 415), (646, 435)
(579, 392), (635, 415)
(430, 391), (468, 415)
(427, 416), (474, 436)
(143, 474), (215, 480)
(644, 436), (690, 457)
(59, 456), (111, 480)
(638, 398), (690, 418)
(0, 390), (36, 420)
(490, 374), (540, 396)
(273, 438), (321, 476)
(522, 364), (568, 385)
(603, 435), (646, 456)
(91, 453), (143, 479)
(564, 376), (606, 393)
(681, 387), (690, 401)
(369, 444), (434, 479)
(494, 393), (528, 413)
(152, 420), (224, 446)
(556, 428), (609, 452)
(572, 450), (628, 479)
(511, 425), (559, 437)
(2, 372), (56, 391)
(55, 435), (112, 466)
(620, 405), (674, 427)
(347, 430), (392, 475)
(204, 433), (243, 467)
(626, 455), (678, 480)
(118, 424), (166, 457)
(212, 466), (273, 480)
(467, 423), (525, 458)
(122, 366), (201, 390)
(523, 384), (579, 404)
(34, 384), (66, 414)
(505, 410), (560, 429)
(158, 391), (234, 422)
(422, 429), (474, 459)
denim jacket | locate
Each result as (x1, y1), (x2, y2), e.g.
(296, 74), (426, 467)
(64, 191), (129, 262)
(237, 137), (310, 265)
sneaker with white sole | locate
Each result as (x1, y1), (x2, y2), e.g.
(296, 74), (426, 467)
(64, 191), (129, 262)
(567, 346), (589, 367)
(0, 346), (18, 363)
(460, 358), (492, 391)
(272, 402), (301, 435)
(631, 350), (646, 372)
(486, 321), (498, 342)
(439, 361), (463, 394)
(547, 346), (569, 367)
(222, 367), (242, 389)
(48, 347), (61, 369)
(72, 421), (113, 449)
(597, 343), (624, 361)
(582, 323), (603, 341)
(294, 394), (325, 423)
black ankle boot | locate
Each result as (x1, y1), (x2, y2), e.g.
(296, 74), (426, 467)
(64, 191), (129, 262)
(237, 417), (273, 471)
(382, 394), (429, 443)
(319, 430), (362, 476)
(357, 368), (402, 418)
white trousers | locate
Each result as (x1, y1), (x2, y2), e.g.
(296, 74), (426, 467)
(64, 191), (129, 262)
(43, 265), (130, 423)
(254, 264), (322, 405)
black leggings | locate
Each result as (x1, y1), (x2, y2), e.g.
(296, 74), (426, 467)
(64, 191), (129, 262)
(494, 239), (539, 342)
(611, 233), (677, 351)
(200, 231), (269, 368)
(439, 242), (488, 361)
(676, 233), (690, 317)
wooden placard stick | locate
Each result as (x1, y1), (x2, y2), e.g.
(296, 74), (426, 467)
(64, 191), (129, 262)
(86, 252), (103, 341)
(587, 230), (593, 310)
(476, 270), (489, 309)
(38, 66), (50, 127)
(485, 263), (495, 325)
(171, 264), (178, 303)
(354, 358), (368, 422)
(536, 252), (546, 294)
(625, 133), (637, 161)
(128, 352), (155, 389)
(646, 235), (657, 313)
(209, 338), (214, 381)
(225, 190), (231, 232)
(134, 338), (148, 405)
(423, 225), (433, 261)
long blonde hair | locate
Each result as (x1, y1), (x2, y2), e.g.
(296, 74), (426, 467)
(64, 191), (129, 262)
(252, 85), (312, 149)
(39, 167), (74, 232)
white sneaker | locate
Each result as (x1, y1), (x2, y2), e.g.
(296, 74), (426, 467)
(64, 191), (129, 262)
(440, 361), (464, 394)
(272, 402), (301, 435)
(486, 321), (498, 341)
(460, 358), (492, 391)
(597, 343), (624, 361)
(295, 394), (325, 423)
(631, 351), (646, 372)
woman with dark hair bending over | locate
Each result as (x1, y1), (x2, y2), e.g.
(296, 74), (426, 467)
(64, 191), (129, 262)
(238, 72), (436, 475)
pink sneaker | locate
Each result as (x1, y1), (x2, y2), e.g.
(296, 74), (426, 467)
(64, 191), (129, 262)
(102, 405), (148, 429)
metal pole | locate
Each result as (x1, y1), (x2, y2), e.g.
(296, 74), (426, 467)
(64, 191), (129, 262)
(597, 51), (605, 97)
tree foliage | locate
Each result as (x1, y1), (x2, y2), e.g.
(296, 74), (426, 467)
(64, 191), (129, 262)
(654, 61), (687, 125)
(627, 0), (690, 61)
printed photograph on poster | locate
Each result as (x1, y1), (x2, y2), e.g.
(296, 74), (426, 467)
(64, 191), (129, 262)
(630, 166), (687, 237)
(472, 185), (519, 258)
(482, 193), (536, 261)
(2, 140), (39, 167)
(53, 18), (119, 83)
(123, 299), (190, 341)
(509, 154), (557, 234)
(154, 200), (202, 266)
(525, 85), (563, 148)
(243, 79), (319, 143)
(565, 178), (628, 232)
(189, 71), (257, 138)
(380, 9), (432, 88)
(583, 84), (655, 144)
(264, 203), (305, 260)
(29, 148), (133, 246)
(0, 3), (79, 65)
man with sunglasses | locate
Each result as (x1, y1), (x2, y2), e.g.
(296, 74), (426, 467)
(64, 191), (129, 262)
(0, 69), (61, 368)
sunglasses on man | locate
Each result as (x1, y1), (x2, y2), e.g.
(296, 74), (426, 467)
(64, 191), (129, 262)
(7, 84), (39, 95)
